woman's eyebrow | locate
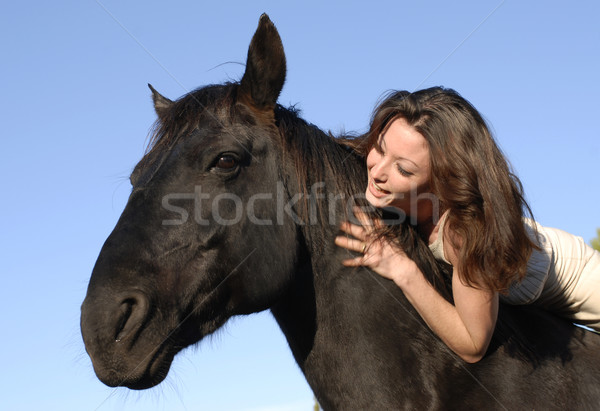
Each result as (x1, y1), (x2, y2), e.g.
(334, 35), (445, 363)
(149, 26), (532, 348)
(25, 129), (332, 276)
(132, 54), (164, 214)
(396, 157), (419, 169)
(381, 135), (419, 169)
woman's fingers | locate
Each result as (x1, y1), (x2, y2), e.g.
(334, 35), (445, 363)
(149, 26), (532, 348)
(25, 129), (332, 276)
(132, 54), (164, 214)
(341, 257), (366, 267)
(335, 235), (368, 253)
(372, 218), (384, 229)
(335, 234), (367, 266)
(339, 221), (368, 242)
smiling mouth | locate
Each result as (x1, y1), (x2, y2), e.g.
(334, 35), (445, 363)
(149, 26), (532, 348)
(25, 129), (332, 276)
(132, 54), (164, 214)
(373, 181), (387, 192)
(369, 179), (391, 197)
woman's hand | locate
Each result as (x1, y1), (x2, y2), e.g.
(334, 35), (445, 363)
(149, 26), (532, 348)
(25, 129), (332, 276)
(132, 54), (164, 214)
(334, 210), (419, 285)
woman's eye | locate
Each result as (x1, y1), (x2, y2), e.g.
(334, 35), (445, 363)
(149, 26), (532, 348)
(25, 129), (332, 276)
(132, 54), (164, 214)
(215, 154), (238, 170)
(397, 165), (413, 177)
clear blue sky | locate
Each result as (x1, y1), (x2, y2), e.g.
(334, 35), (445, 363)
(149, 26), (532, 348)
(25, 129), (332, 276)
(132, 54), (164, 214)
(1, 1), (599, 410)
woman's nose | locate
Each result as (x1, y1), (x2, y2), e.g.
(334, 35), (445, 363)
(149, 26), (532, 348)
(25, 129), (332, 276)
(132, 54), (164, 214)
(370, 159), (387, 181)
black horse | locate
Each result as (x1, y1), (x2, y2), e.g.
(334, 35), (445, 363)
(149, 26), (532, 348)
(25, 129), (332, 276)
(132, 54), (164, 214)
(81, 14), (600, 409)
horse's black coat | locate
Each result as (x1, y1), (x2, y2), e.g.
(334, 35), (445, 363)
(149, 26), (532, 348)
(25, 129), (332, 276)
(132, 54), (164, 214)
(81, 14), (600, 409)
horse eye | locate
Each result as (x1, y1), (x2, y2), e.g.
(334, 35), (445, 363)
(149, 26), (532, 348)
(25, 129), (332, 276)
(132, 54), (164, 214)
(215, 154), (238, 170)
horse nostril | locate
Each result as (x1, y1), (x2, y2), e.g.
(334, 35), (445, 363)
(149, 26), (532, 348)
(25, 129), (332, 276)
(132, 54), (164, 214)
(115, 300), (133, 342)
(114, 292), (149, 343)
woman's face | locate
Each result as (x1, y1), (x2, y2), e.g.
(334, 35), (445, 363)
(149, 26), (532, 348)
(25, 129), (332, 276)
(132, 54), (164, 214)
(365, 117), (433, 219)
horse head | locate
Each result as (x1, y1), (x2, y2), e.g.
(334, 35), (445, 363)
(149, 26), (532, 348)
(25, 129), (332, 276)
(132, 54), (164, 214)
(81, 14), (308, 389)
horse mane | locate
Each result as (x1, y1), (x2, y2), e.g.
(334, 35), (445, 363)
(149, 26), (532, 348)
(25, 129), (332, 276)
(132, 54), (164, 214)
(274, 105), (364, 209)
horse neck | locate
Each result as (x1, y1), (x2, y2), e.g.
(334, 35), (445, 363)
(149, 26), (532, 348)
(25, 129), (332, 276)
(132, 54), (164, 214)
(290, 134), (367, 282)
(286, 128), (367, 260)
(270, 131), (375, 359)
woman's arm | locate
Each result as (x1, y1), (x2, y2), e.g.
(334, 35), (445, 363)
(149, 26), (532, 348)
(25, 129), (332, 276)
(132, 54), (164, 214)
(399, 265), (498, 363)
(335, 219), (498, 363)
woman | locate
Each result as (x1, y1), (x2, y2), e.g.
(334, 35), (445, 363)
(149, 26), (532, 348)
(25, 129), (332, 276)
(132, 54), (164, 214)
(335, 87), (600, 363)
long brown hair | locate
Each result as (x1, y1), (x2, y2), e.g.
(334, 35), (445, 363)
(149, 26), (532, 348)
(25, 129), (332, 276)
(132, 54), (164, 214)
(350, 87), (537, 292)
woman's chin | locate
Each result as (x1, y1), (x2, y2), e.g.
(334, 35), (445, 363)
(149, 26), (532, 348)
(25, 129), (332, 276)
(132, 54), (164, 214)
(365, 190), (392, 208)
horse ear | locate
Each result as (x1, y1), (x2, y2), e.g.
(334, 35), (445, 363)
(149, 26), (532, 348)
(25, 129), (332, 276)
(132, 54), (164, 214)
(239, 14), (286, 112)
(148, 84), (173, 122)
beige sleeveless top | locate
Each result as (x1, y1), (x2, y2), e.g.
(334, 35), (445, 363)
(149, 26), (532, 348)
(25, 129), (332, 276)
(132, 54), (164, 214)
(427, 214), (552, 305)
